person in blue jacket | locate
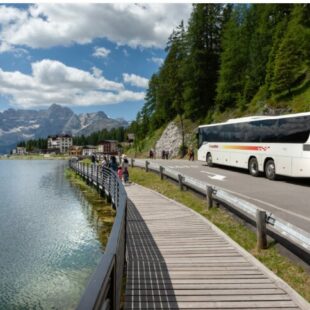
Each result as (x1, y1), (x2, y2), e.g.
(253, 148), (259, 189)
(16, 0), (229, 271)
(109, 155), (118, 172)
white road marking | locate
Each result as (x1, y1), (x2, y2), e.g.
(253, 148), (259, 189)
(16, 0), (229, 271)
(151, 160), (310, 223)
(216, 186), (310, 223)
(200, 170), (226, 181)
(167, 165), (199, 169)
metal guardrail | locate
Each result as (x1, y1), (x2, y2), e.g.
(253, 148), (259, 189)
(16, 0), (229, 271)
(133, 159), (310, 261)
(69, 160), (126, 310)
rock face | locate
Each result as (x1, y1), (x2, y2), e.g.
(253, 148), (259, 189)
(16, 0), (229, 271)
(0, 104), (128, 153)
(155, 122), (182, 158)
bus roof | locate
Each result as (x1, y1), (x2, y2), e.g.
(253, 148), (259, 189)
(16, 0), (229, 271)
(198, 111), (310, 128)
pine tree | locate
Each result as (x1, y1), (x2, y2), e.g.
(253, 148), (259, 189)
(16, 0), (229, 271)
(216, 5), (248, 111)
(271, 4), (310, 95)
(183, 4), (223, 120)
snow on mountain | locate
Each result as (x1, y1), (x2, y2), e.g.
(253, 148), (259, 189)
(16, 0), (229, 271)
(0, 104), (128, 153)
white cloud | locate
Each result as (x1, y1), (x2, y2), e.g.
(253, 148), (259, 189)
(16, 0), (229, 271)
(93, 46), (110, 58)
(0, 4), (192, 51)
(91, 66), (102, 78)
(123, 73), (149, 88)
(149, 57), (164, 66)
(0, 59), (145, 109)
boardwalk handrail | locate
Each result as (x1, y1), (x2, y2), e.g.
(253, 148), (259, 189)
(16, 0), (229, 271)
(69, 160), (127, 310)
(132, 159), (310, 262)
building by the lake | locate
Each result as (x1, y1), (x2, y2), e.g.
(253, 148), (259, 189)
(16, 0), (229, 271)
(47, 135), (73, 153)
(97, 140), (118, 155)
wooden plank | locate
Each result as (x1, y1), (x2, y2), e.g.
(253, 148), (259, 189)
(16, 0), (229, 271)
(126, 283), (278, 290)
(125, 294), (291, 302)
(124, 185), (306, 309)
(125, 301), (298, 309)
(125, 288), (285, 296)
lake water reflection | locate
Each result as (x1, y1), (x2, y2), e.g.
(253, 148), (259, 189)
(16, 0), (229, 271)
(0, 160), (104, 309)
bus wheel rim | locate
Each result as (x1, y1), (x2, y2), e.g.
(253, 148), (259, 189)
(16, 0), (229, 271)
(267, 163), (275, 177)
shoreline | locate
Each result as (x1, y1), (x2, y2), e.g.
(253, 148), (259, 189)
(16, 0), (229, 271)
(0, 155), (71, 160)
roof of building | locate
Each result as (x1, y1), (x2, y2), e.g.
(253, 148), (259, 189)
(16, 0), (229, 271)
(83, 145), (97, 149)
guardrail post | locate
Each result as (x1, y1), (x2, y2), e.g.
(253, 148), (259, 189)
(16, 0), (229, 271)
(178, 174), (184, 191)
(256, 209), (267, 249)
(207, 186), (213, 209)
(131, 158), (134, 167)
(145, 161), (149, 172)
(159, 166), (164, 180)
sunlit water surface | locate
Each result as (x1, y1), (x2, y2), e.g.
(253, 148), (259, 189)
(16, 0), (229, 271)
(0, 160), (103, 309)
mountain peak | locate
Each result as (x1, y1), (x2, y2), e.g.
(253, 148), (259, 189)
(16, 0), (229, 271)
(0, 105), (128, 154)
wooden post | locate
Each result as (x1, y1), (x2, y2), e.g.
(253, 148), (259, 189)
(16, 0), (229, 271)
(256, 209), (267, 249)
(207, 186), (213, 209)
(178, 174), (184, 191)
(130, 158), (134, 168)
(159, 166), (164, 180)
(145, 161), (149, 172)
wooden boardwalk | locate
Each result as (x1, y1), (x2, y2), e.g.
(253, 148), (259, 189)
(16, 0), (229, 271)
(124, 184), (308, 310)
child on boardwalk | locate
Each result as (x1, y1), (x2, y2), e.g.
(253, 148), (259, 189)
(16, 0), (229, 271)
(117, 166), (123, 180)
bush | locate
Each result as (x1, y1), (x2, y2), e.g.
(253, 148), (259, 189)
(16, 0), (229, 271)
(179, 144), (188, 158)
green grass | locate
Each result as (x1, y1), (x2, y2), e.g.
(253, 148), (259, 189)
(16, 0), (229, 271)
(65, 168), (115, 246)
(129, 167), (310, 302)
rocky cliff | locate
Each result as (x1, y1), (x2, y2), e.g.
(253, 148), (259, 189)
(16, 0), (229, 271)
(155, 122), (182, 158)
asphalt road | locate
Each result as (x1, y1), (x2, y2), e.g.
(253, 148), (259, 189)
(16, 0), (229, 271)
(145, 159), (310, 233)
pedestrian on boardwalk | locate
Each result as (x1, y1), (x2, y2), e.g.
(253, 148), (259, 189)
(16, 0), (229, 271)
(122, 155), (129, 169)
(117, 166), (123, 180)
(109, 155), (118, 172)
(123, 167), (129, 183)
(101, 156), (108, 167)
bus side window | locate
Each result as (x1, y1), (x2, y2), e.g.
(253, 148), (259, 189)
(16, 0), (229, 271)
(278, 116), (310, 143)
(260, 119), (278, 143)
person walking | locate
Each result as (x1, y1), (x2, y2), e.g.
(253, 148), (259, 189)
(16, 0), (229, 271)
(117, 166), (123, 180)
(161, 150), (165, 160)
(149, 149), (154, 159)
(123, 167), (129, 183)
(165, 150), (169, 160)
(188, 148), (194, 161)
(109, 155), (118, 172)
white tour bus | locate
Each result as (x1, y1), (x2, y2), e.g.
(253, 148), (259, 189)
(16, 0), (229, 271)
(197, 112), (310, 180)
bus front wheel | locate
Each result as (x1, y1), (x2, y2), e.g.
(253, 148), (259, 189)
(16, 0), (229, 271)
(248, 157), (259, 177)
(207, 153), (213, 167)
(265, 160), (276, 180)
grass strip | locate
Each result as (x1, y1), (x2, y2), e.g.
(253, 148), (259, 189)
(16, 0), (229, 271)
(65, 168), (115, 246)
(129, 167), (310, 302)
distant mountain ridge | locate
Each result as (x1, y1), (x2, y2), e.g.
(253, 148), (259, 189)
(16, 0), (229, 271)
(0, 104), (128, 153)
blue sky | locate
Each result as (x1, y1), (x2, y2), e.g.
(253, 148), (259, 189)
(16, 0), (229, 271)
(0, 3), (192, 120)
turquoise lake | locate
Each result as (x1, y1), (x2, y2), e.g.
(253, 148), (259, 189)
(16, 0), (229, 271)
(0, 160), (104, 309)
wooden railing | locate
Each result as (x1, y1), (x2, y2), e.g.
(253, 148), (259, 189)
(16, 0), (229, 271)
(69, 160), (127, 310)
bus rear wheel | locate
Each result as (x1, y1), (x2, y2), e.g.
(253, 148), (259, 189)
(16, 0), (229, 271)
(248, 157), (259, 177)
(265, 159), (276, 180)
(206, 153), (213, 167)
